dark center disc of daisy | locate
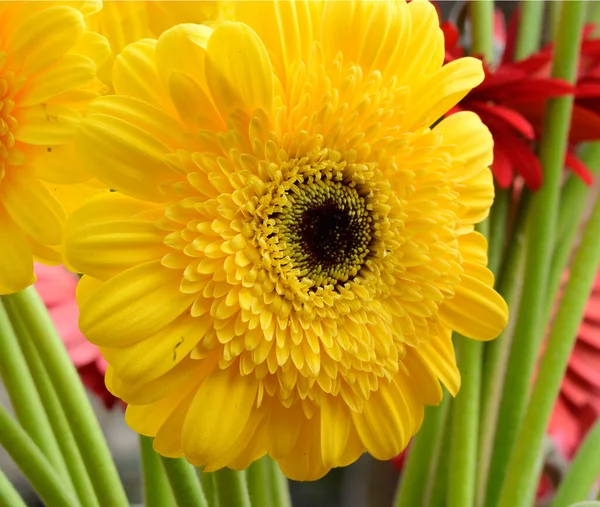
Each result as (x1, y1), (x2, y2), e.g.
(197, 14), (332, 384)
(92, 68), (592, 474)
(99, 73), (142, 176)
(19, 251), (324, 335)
(273, 180), (373, 288)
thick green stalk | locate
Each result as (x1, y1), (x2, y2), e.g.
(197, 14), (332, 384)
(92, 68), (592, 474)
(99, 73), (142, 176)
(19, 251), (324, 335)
(4, 288), (129, 507)
(498, 178), (600, 507)
(550, 420), (600, 507)
(547, 1), (563, 43)
(514, 0), (546, 60)
(394, 397), (450, 507)
(0, 301), (72, 486)
(198, 471), (219, 507)
(487, 188), (511, 277)
(140, 437), (176, 507)
(265, 459), (291, 507)
(448, 337), (481, 507)
(0, 468), (26, 507)
(0, 405), (77, 507)
(246, 457), (272, 507)
(486, 5), (586, 506)
(545, 143), (600, 324)
(161, 458), (207, 507)
(478, 194), (530, 507)
(2, 298), (99, 507)
(470, 0), (495, 63)
(425, 400), (453, 507)
(213, 468), (252, 507)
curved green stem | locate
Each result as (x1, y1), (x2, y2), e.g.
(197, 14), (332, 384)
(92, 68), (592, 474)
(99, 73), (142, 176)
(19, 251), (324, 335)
(0, 300), (71, 487)
(265, 458), (291, 507)
(550, 420), (600, 507)
(198, 471), (219, 507)
(470, 0), (495, 63)
(487, 4), (586, 506)
(2, 298), (99, 507)
(140, 437), (176, 507)
(425, 400), (453, 507)
(213, 468), (252, 507)
(4, 288), (129, 507)
(499, 164), (600, 507)
(0, 467), (26, 507)
(161, 457), (207, 507)
(448, 337), (481, 507)
(514, 0), (545, 60)
(394, 396), (450, 507)
(246, 457), (272, 507)
(0, 405), (77, 507)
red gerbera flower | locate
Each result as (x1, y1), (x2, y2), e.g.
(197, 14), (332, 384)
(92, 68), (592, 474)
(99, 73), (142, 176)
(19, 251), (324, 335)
(34, 264), (120, 409)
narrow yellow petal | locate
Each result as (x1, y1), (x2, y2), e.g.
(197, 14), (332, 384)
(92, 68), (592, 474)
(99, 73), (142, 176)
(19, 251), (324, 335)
(14, 104), (82, 145)
(0, 206), (35, 294)
(320, 396), (351, 468)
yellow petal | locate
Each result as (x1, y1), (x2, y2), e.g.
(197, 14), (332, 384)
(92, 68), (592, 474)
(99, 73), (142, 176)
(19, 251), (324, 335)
(101, 313), (212, 384)
(352, 379), (411, 460)
(435, 111), (494, 182)
(439, 274), (508, 341)
(320, 396), (351, 468)
(458, 168), (495, 225)
(205, 22), (273, 119)
(182, 366), (258, 466)
(29, 143), (90, 184)
(403, 57), (484, 131)
(0, 206), (35, 294)
(75, 275), (103, 309)
(414, 327), (460, 396)
(16, 54), (95, 108)
(113, 39), (175, 116)
(76, 113), (180, 202)
(458, 231), (488, 266)
(153, 392), (195, 458)
(14, 104), (82, 145)
(1, 169), (67, 245)
(402, 350), (443, 405)
(71, 31), (111, 68)
(79, 260), (195, 346)
(8, 5), (85, 75)
(265, 402), (304, 459)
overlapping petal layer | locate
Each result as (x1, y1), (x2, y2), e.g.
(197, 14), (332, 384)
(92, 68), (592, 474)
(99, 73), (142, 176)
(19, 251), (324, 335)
(0, 1), (108, 293)
(65, 0), (508, 480)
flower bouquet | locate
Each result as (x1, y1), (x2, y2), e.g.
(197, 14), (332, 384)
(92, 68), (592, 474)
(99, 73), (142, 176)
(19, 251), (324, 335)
(0, 1), (599, 507)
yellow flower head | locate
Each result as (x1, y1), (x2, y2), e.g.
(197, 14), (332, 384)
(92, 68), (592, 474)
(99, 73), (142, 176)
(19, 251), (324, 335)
(65, 0), (509, 480)
(86, 1), (227, 84)
(0, 1), (109, 294)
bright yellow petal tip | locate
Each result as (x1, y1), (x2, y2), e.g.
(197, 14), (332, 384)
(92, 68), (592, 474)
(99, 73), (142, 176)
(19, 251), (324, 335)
(64, 0), (508, 480)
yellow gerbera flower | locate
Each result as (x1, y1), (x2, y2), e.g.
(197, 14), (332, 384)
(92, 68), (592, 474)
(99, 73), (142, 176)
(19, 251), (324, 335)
(86, 1), (227, 84)
(65, 0), (509, 480)
(0, 1), (109, 294)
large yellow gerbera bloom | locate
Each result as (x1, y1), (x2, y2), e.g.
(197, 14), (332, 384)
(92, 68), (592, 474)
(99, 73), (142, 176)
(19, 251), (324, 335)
(65, 0), (508, 480)
(0, 1), (108, 294)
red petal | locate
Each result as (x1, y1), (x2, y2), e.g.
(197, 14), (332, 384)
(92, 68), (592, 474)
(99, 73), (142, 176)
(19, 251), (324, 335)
(569, 105), (600, 143)
(491, 142), (514, 188)
(565, 152), (594, 185)
(470, 101), (535, 139)
(575, 82), (600, 98)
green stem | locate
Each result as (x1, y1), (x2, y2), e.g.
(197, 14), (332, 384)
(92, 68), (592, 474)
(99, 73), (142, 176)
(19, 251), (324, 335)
(2, 298), (99, 507)
(394, 397), (450, 507)
(161, 457), (207, 507)
(547, 1), (563, 43)
(198, 471), (219, 507)
(0, 467), (26, 507)
(4, 288), (129, 507)
(550, 420), (600, 507)
(589, 1), (600, 33)
(140, 437), (176, 507)
(514, 0), (546, 60)
(488, 188), (511, 278)
(498, 173), (600, 507)
(0, 300), (71, 486)
(246, 456), (272, 507)
(0, 405), (77, 507)
(266, 458), (291, 507)
(545, 143), (600, 324)
(448, 337), (481, 507)
(478, 194), (530, 507)
(213, 468), (252, 507)
(425, 400), (453, 507)
(487, 4), (586, 506)
(470, 0), (495, 63)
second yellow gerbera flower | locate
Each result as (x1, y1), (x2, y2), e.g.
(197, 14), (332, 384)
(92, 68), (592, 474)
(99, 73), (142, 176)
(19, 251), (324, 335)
(65, 0), (508, 480)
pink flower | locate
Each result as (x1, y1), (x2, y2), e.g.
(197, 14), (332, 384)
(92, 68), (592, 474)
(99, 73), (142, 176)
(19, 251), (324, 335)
(34, 264), (120, 409)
